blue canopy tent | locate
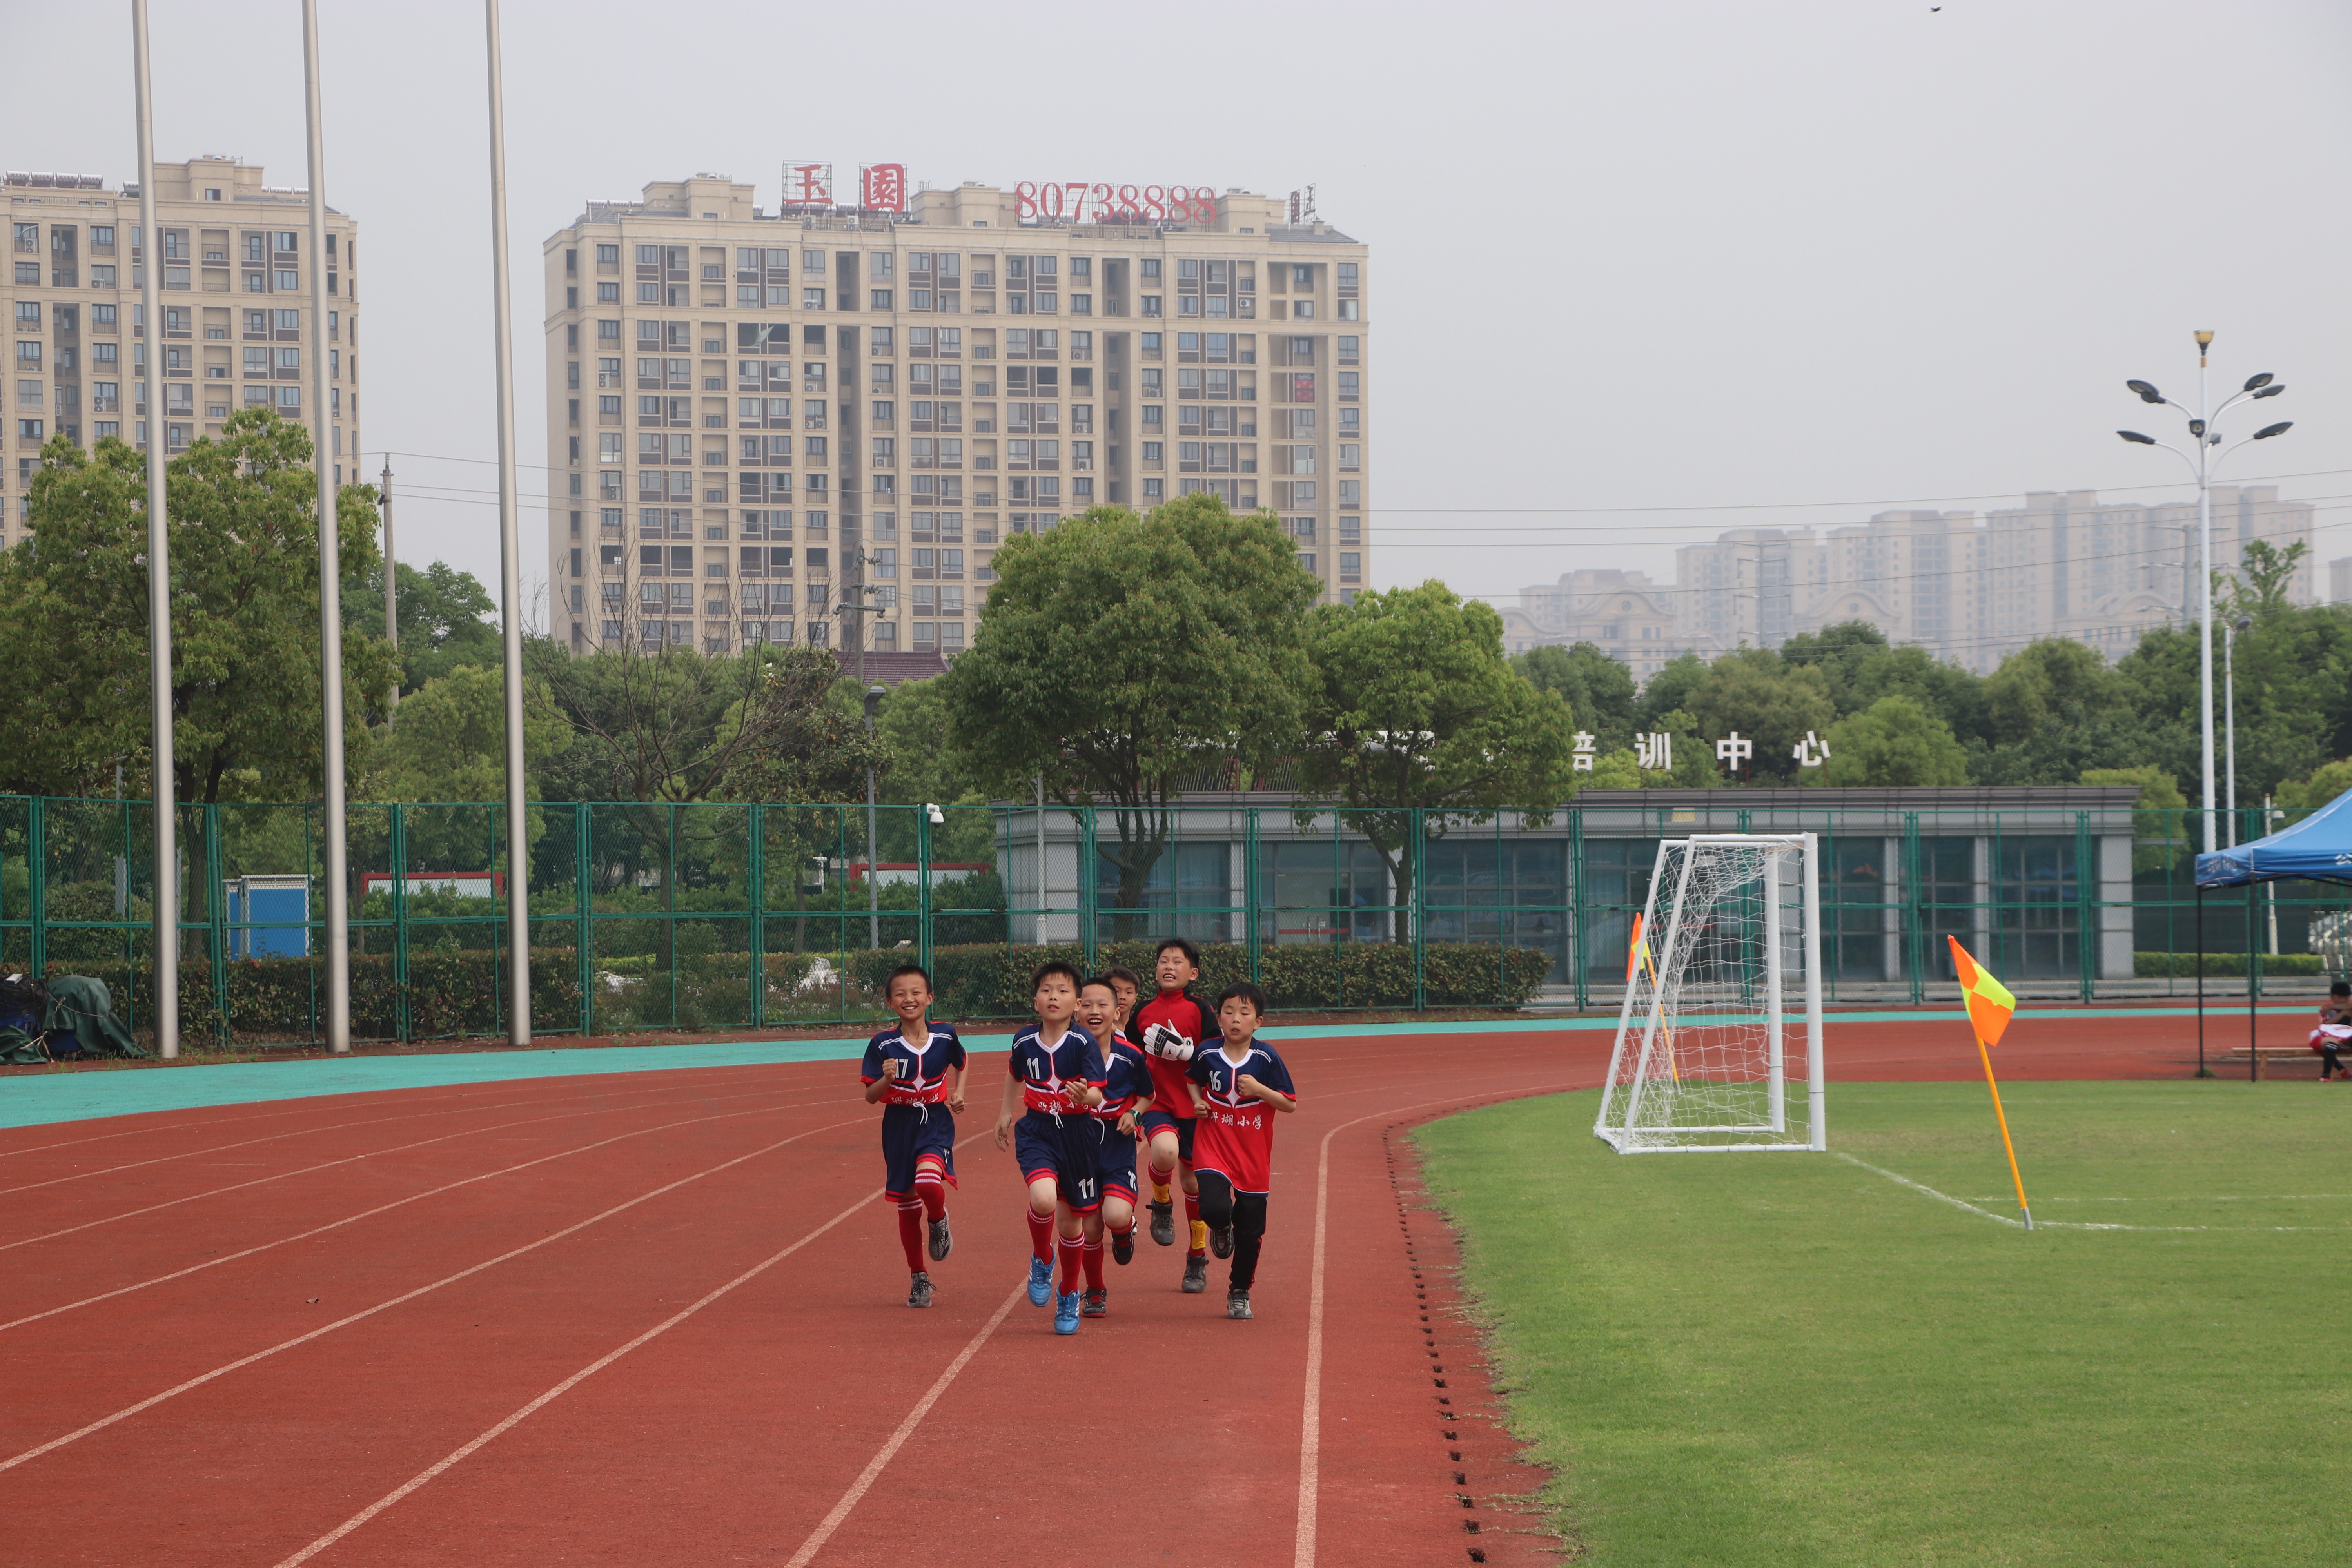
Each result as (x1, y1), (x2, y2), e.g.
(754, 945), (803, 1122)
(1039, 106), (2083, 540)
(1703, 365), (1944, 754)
(2193, 784), (2352, 1078)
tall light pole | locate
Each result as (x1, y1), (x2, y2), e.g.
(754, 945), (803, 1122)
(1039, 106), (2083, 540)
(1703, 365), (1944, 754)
(863, 683), (885, 949)
(2115, 333), (2294, 854)
(300, 0), (351, 1053)
(2224, 614), (2252, 848)
(484, 0), (531, 1044)
(131, 0), (178, 1059)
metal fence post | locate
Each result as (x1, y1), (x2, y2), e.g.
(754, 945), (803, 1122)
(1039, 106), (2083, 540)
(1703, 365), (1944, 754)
(575, 803), (594, 1037)
(1080, 804), (1097, 967)
(1244, 807), (1261, 983)
(27, 797), (46, 980)
(390, 802), (410, 1043)
(1411, 808), (1428, 1013)
(1570, 806), (1587, 1011)
(748, 803), (766, 1031)
(915, 804), (932, 972)
(205, 803), (226, 1045)
(2077, 809), (2096, 1004)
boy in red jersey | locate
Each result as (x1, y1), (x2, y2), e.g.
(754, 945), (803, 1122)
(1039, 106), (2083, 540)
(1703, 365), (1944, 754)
(1185, 980), (1297, 1320)
(995, 960), (1109, 1336)
(1134, 937), (1220, 1293)
(1073, 975), (1154, 1315)
(860, 964), (965, 1308)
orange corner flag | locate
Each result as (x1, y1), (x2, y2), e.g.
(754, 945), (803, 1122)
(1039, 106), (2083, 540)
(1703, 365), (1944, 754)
(1627, 913), (1651, 986)
(1948, 936), (2017, 1048)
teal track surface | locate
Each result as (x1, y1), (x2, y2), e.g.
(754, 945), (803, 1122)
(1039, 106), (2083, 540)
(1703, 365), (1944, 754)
(0, 1004), (2293, 1129)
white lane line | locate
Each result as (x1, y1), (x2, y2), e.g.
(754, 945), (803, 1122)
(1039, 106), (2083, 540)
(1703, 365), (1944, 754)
(0, 1072), (775, 1193)
(0, 1113), (866, 1475)
(273, 1127), (1001, 1568)
(1295, 1074), (1591, 1568)
(1838, 1154), (2352, 1232)
(0, 1080), (827, 1255)
(0, 1089), (857, 1333)
(781, 1282), (1025, 1568)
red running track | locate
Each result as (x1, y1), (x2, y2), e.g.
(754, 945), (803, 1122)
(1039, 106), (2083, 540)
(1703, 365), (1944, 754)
(0, 1013), (2194, 1567)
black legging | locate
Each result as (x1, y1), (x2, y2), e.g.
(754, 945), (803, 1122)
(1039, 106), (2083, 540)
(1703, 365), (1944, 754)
(2326, 1043), (2345, 1079)
(1194, 1170), (1269, 1292)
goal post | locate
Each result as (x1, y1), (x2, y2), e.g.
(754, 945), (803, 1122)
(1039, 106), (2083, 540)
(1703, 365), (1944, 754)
(1595, 833), (1826, 1154)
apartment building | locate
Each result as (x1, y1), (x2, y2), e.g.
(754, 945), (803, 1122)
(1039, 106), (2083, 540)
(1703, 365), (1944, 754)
(1499, 569), (1681, 677)
(4, 157), (361, 546)
(541, 175), (1370, 661)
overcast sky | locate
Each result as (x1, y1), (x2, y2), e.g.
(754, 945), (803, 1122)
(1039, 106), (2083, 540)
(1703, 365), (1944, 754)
(5, 0), (2347, 624)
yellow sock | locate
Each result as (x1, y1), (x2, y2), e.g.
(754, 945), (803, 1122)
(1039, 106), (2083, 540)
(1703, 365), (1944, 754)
(1153, 1182), (1172, 1205)
(1190, 1219), (1209, 1252)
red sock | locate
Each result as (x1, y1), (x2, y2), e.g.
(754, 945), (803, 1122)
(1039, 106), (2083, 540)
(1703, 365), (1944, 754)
(1183, 1191), (1202, 1226)
(1026, 1207), (1054, 1263)
(914, 1162), (947, 1222)
(1083, 1239), (1105, 1291)
(894, 1199), (925, 1272)
(1058, 1234), (1084, 1293)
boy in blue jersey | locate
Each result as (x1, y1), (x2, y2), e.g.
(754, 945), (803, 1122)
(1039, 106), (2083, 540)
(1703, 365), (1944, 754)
(995, 960), (1109, 1335)
(1074, 974), (1154, 1316)
(1185, 981), (1297, 1320)
(861, 964), (966, 1308)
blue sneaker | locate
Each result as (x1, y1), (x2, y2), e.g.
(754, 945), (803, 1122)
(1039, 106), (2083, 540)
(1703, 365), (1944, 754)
(1054, 1289), (1082, 1335)
(1027, 1255), (1053, 1307)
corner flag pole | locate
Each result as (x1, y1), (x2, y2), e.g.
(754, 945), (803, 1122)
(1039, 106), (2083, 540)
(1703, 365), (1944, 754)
(1950, 935), (2030, 1230)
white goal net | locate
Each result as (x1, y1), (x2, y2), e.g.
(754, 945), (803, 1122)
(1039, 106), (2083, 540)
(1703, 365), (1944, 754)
(1595, 834), (1825, 1153)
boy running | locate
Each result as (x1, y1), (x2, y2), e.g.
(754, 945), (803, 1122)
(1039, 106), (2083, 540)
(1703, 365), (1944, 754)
(995, 960), (1109, 1336)
(860, 964), (966, 1308)
(1185, 981), (1297, 1320)
(1074, 975), (1154, 1316)
(1134, 938), (1221, 1293)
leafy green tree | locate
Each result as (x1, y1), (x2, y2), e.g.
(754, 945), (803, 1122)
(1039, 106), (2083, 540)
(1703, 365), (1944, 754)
(371, 664), (574, 869)
(348, 561), (501, 695)
(1819, 695), (1969, 786)
(2275, 758), (2352, 815)
(0, 414), (396, 817)
(1636, 652), (1711, 731)
(938, 496), (1318, 936)
(2223, 538), (2309, 621)
(1512, 643), (1637, 749)
(1685, 648), (1835, 784)
(1973, 637), (2161, 786)
(1294, 582), (1578, 940)
(872, 677), (995, 863)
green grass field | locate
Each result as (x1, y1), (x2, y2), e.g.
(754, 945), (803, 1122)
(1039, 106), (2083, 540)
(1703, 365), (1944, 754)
(1415, 1082), (2352, 1566)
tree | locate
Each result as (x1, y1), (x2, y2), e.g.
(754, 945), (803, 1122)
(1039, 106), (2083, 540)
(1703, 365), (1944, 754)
(1684, 648), (1835, 784)
(2223, 537), (2309, 621)
(1294, 581), (1578, 940)
(2276, 758), (2352, 815)
(1636, 652), (1710, 731)
(1973, 637), (2159, 786)
(1820, 696), (1969, 786)
(938, 496), (1319, 936)
(871, 677), (995, 864)
(1512, 643), (1637, 749)
(346, 561), (500, 696)
(0, 414), (396, 810)
(1779, 621), (1890, 714)
(371, 664), (574, 869)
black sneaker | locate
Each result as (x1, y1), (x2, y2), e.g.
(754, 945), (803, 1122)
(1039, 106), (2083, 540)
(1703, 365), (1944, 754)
(908, 1271), (934, 1308)
(1081, 1287), (1109, 1317)
(927, 1215), (953, 1262)
(1226, 1289), (1252, 1320)
(1112, 1226), (1135, 1266)
(1148, 1200), (1176, 1247)
(1210, 1223), (1234, 1260)
(1182, 1255), (1209, 1293)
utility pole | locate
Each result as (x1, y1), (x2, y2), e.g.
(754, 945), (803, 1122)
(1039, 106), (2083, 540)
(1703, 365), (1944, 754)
(379, 457), (399, 708)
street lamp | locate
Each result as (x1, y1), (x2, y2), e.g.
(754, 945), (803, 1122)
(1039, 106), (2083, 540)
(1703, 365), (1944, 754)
(2224, 615), (2252, 848)
(863, 682), (885, 949)
(2114, 332), (2296, 854)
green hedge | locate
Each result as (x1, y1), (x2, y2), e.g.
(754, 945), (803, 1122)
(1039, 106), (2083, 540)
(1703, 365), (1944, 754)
(49, 949), (584, 1044)
(2133, 951), (2334, 978)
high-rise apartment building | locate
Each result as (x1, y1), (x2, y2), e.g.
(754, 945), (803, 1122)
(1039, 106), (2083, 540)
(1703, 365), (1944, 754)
(1514, 487), (2317, 677)
(541, 175), (1369, 662)
(4, 157), (362, 546)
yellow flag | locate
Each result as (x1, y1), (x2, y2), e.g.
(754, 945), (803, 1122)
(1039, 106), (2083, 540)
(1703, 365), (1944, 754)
(1947, 936), (2016, 1048)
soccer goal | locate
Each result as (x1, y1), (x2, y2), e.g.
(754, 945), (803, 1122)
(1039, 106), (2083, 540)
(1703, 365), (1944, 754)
(1595, 833), (1826, 1153)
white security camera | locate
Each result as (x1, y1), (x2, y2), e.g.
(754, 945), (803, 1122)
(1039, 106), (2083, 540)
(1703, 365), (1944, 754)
(925, 802), (946, 826)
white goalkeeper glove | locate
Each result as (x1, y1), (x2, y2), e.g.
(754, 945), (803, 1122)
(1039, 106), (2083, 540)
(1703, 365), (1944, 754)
(1143, 1022), (1195, 1062)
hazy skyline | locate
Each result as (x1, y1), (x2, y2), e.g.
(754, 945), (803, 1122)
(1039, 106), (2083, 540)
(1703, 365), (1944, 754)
(5, 0), (2347, 630)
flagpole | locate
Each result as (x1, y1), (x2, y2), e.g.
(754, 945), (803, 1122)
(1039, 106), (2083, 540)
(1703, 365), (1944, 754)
(1975, 1036), (2032, 1230)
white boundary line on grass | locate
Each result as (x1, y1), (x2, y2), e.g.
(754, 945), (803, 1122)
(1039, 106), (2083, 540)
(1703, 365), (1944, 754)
(1838, 1155), (2352, 1232)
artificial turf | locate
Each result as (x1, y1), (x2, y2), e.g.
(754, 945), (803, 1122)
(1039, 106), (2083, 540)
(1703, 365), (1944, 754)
(1414, 1081), (2352, 1566)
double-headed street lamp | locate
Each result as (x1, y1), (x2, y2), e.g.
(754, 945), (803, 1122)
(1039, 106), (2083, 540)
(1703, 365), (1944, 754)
(2116, 332), (2294, 854)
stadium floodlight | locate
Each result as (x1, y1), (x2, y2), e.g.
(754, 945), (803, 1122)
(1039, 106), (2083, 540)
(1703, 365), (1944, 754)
(2253, 384), (2285, 399)
(2243, 373), (2274, 391)
(2126, 379), (2165, 403)
(2254, 421), (2293, 440)
(1596, 834), (1825, 1154)
(2117, 431), (2156, 445)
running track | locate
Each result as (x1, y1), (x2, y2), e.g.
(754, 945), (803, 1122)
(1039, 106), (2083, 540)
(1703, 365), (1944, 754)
(0, 1012), (2202, 1566)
